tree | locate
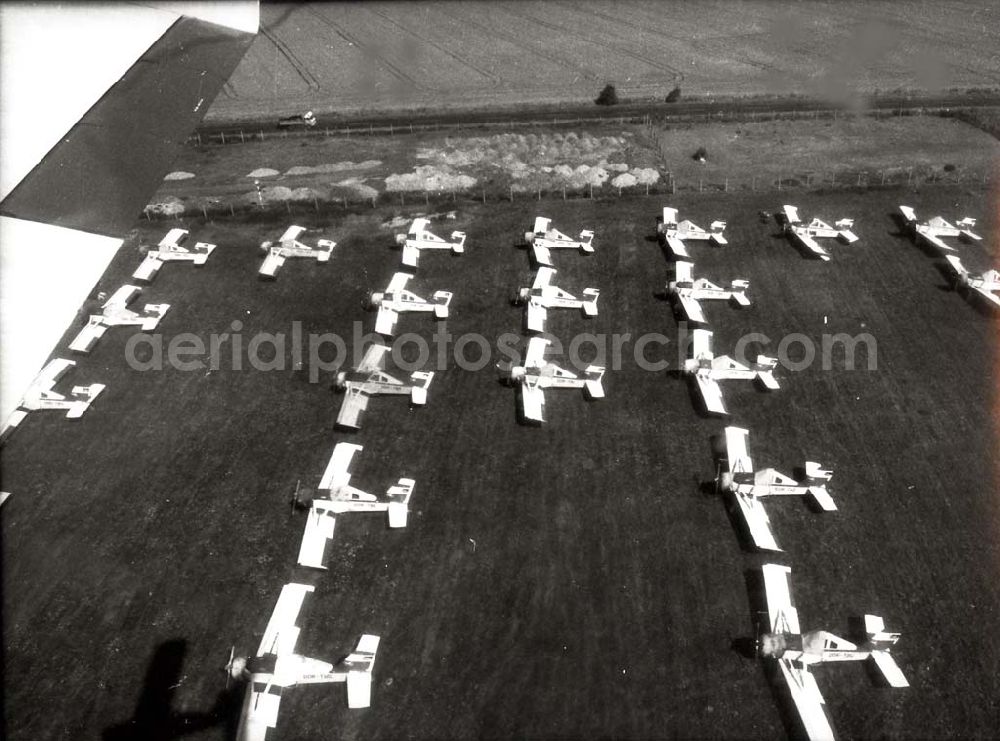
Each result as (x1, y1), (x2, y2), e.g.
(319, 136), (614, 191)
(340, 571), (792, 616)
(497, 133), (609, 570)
(665, 86), (681, 103)
(595, 84), (618, 106)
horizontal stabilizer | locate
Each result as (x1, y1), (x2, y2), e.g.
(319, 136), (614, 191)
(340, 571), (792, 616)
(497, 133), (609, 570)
(808, 486), (837, 511)
(584, 366), (606, 399)
(839, 229), (859, 243)
(757, 371), (780, 390)
(450, 231), (466, 251)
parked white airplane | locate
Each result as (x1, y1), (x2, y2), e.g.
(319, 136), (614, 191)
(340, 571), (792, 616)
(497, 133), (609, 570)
(683, 329), (779, 415)
(524, 216), (595, 266)
(719, 427), (835, 551)
(499, 337), (604, 423)
(781, 205), (858, 261)
(295, 443), (414, 569)
(657, 206), (728, 258)
(514, 267), (599, 333)
(259, 225), (335, 277)
(899, 205), (981, 253)
(368, 272), (452, 336)
(68, 285), (169, 353)
(667, 261), (750, 324)
(944, 255), (1000, 308)
(395, 217), (466, 268)
(132, 228), (216, 281)
(756, 563), (908, 741)
(228, 582), (379, 741)
(334, 344), (434, 429)
(1, 358), (104, 439)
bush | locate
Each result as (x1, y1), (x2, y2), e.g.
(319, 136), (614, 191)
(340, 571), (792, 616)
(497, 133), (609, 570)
(595, 84), (618, 106)
(665, 86), (681, 103)
(693, 146), (707, 162)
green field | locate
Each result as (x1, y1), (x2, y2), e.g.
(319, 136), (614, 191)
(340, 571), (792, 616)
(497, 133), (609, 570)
(207, 1), (1000, 119)
(2, 178), (999, 739)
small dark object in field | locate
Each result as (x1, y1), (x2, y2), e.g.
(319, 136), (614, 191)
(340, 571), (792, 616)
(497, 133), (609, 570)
(693, 146), (707, 162)
(665, 86), (681, 103)
(595, 84), (618, 106)
(944, 163), (956, 172)
(759, 211), (771, 223)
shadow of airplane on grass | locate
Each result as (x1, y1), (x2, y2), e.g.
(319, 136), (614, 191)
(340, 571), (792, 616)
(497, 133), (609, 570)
(103, 640), (243, 741)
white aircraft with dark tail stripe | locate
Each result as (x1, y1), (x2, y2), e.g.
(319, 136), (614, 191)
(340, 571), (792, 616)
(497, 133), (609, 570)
(227, 582), (379, 741)
(514, 267), (599, 333)
(133, 228), (216, 281)
(368, 272), (452, 336)
(719, 427), (835, 551)
(781, 205), (858, 261)
(259, 225), (335, 278)
(657, 206), (727, 258)
(295, 443), (414, 569)
(525, 216), (594, 266)
(69, 285), (169, 353)
(395, 217), (465, 269)
(682, 329), (779, 415)
(755, 564), (908, 741)
(667, 261), (749, 324)
(1, 358), (104, 440)
(334, 344), (434, 430)
(944, 255), (1000, 309)
(498, 337), (604, 423)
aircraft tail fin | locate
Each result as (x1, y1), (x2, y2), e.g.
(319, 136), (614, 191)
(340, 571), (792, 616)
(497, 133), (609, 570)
(67, 384), (106, 417)
(584, 366), (606, 399)
(730, 280), (751, 306)
(316, 239), (337, 260)
(756, 370), (780, 391)
(450, 231), (466, 252)
(432, 291), (453, 318)
(582, 288), (600, 316)
(409, 371), (434, 405)
(386, 478), (415, 527)
(345, 634), (380, 709)
(579, 230), (595, 251)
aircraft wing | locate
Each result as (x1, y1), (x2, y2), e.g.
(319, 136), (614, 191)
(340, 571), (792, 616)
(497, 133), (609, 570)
(532, 243), (553, 267)
(68, 319), (105, 354)
(665, 236), (689, 258)
(777, 658), (837, 741)
(401, 243), (420, 268)
(357, 344), (389, 372)
(259, 250), (284, 277)
(943, 254), (966, 277)
(336, 387), (370, 430)
(33, 358), (75, 391)
(521, 384), (545, 423)
(375, 307), (398, 336)
(532, 266), (555, 289)
(319, 443), (362, 492)
(676, 293), (706, 324)
(898, 205), (917, 222)
(279, 225), (305, 243)
(734, 492), (781, 551)
(724, 426), (753, 474)
(297, 506), (335, 570)
(410, 218), (431, 238)
(918, 229), (954, 253)
(691, 329), (712, 359)
(525, 337), (550, 367)
(525, 299), (547, 333)
(237, 682), (283, 741)
(793, 231), (831, 261)
(782, 205), (800, 224)
(386, 272), (410, 293)
(257, 583), (314, 658)
(695, 373), (727, 415)
(104, 284), (139, 310)
(971, 285), (1000, 308)
(532, 216), (551, 234)
(674, 260), (695, 283)
(761, 563), (801, 635)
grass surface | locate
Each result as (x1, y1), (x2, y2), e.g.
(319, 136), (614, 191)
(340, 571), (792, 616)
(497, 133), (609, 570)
(2, 184), (999, 740)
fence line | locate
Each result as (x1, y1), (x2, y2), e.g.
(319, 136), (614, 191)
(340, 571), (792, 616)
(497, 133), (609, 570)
(188, 105), (986, 147)
(144, 166), (993, 223)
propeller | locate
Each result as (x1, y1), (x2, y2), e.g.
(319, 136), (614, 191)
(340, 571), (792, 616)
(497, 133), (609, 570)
(714, 461), (722, 496)
(291, 480), (301, 516)
(225, 646), (236, 689)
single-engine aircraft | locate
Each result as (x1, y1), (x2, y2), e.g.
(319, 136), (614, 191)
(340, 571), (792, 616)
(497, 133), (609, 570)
(133, 228), (216, 282)
(334, 344), (434, 429)
(368, 272), (452, 336)
(657, 206), (727, 258)
(898, 205), (981, 254)
(667, 261), (749, 324)
(524, 216), (595, 266)
(682, 329), (779, 415)
(294, 442), (414, 569)
(394, 217), (466, 269)
(943, 254), (1000, 309)
(1, 358), (104, 440)
(514, 267), (599, 333)
(754, 563), (908, 741)
(718, 426), (835, 551)
(259, 225), (335, 278)
(781, 205), (858, 261)
(498, 337), (604, 423)
(69, 285), (169, 352)
(227, 582), (379, 741)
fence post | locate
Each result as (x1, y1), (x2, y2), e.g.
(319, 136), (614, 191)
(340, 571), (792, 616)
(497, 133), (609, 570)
(778, 176), (782, 190)
(314, 197), (319, 212)
(259, 130), (264, 141)
(202, 205), (208, 220)
(752, 176), (756, 191)
(240, 130), (245, 144)
(230, 204), (235, 217)
(589, 183), (593, 199)
(220, 131), (226, 145)
(482, 189), (486, 204)
(563, 187), (566, 200)
(510, 186), (514, 202)
(196, 132), (202, 145)
(537, 188), (541, 201)
(699, 179), (702, 192)
(724, 178), (728, 193)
